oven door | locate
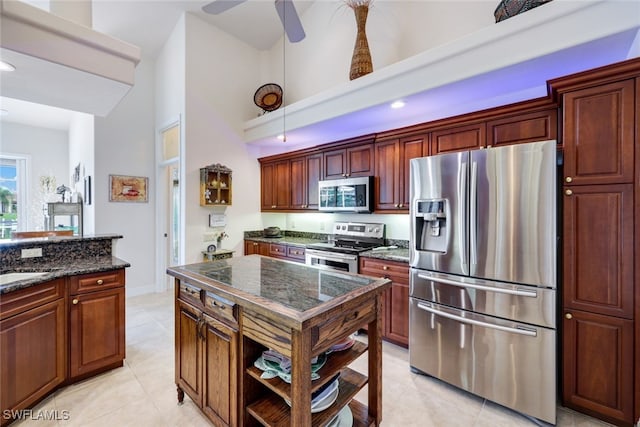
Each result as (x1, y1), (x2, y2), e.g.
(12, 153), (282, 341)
(305, 249), (358, 273)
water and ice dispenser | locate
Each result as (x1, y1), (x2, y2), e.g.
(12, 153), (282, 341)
(414, 200), (448, 253)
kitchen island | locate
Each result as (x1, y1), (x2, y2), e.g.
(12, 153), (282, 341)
(167, 255), (391, 427)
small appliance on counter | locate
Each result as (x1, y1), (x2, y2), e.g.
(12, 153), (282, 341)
(262, 227), (282, 238)
(305, 221), (384, 273)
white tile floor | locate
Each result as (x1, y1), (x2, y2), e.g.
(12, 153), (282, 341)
(12, 290), (614, 427)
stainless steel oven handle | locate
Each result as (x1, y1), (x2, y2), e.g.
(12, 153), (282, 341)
(306, 250), (357, 262)
(417, 273), (537, 298)
(416, 302), (537, 337)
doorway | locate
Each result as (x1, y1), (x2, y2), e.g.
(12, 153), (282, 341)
(157, 121), (182, 292)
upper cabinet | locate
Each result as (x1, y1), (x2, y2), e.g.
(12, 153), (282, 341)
(260, 160), (291, 211)
(431, 122), (485, 154)
(561, 80), (635, 185)
(290, 153), (322, 210)
(200, 164), (232, 206)
(323, 143), (374, 179)
(486, 108), (557, 147)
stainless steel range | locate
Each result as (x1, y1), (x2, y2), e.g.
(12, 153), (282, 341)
(305, 221), (385, 273)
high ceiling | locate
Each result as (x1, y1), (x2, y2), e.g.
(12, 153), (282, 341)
(1, 0), (315, 130)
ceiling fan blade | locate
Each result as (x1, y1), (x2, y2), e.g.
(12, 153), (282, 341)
(202, 0), (247, 15)
(274, 0), (306, 43)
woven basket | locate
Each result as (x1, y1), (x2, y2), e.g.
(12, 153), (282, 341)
(494, 0), (552, 23)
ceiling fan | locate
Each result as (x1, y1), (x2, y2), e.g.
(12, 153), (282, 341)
(202, 0), (306, 43)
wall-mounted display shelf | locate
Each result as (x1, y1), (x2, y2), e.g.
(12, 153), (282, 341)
(200, 163), (232, 206)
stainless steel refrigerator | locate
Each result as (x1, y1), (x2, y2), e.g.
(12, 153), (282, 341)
(409, 140), (557, 424)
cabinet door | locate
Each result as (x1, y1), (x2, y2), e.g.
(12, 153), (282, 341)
(175, 300), (202, 405)
(244, 241), (270, 256)
(562, 309), (634, 425)
(563, 184), (633, 318)
(400, 135), (426, 208)
(323, 149), (346, 179)
(375, 139), (400, 211)
(69, 287), (125, 379)
(202, 314), (238, 427)
(289, 156), (306, 209)
(562, 79), (634, 185)
(431, 123), (485, 154)
(346, 143), (374, 177)
(1, 299), (66, 414)
(385, 278), (409, 347)
(261, 160), (291, 210)
(305, 153), (322, 210)
(486, 108), (557, 147)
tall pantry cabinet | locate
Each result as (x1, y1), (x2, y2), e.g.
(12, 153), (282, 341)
(552, 62), (638, 426)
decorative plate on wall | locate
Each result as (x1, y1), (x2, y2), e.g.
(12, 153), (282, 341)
(254, 83), (283, 112)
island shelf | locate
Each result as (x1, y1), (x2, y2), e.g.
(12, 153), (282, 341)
(167, 255), (390, 427)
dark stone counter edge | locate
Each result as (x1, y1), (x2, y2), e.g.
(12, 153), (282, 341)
(0, 234), (124, 249)
(359, 249), (410, 263)
(0, 257), (131, 294)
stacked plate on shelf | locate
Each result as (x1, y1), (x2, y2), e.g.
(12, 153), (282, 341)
(285, 374), (340, 413)
(327, 405), (353, 427)
(254, 349), (326, 383)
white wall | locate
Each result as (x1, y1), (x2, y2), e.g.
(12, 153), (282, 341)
(0, 122), (68, 230)
(67, 112), (95, 233)
(182, 13), (264, 263)
(261, 1), (496, 107)
(94, 57), (156, 296)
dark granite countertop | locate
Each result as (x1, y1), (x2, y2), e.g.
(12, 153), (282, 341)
(167, 255), (390, 325)
(360, 247), (410, 263)
(244, 236), (326, 247)
(0, 233), (123, 248)
(0, 256), (130, 294)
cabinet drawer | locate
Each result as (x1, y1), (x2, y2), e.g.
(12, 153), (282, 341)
(269, 243), (287, 257)
(359, 258), (409, 278)
(203, 291), (237, 325)
(70, 269), (124, 294)
(1, 278), (65, 321)
(178, 282), (203, 307)
(312, 299), (377, 354)
(287, 246), (305, 260)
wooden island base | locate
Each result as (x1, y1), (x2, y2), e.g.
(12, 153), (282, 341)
(168, 255), (390, 427)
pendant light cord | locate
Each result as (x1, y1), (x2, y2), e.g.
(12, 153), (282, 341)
(282, 4), (286, 143)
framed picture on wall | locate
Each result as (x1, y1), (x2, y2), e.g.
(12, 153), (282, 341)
(109, 175), (148, 203)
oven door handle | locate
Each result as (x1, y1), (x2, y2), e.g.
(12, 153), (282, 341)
(416, 302), (538, 337)
(306, 251), (357, 262)
(417, 274), (537, 298)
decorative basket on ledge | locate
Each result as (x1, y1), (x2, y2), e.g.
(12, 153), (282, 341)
(494, 0), (553, 23)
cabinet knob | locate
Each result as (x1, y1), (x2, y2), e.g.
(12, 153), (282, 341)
(72, 298), (79, 305)
(565, 189), (573, 196)
(565, 313), (573, 320)
(399, 203), (404, 208)
(271, 205), (276, 209)
(565, 176), (573, 183)
(253, 242), (258, 246)
(96, 279), (104, 285)
(394, 204), (399, 208)
(383, 266), (389, 270)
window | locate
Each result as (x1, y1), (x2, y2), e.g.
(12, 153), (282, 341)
(0, 155), (28, 237)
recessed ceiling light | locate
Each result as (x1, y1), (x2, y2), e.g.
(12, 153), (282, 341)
(277, 134), (286, 142)
(0, 61), (16, 72)
(390, 100), (405, 109)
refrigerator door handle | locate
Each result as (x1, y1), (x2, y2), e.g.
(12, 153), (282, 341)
(416, 302), (538, 337)
(458, 163), (467, 266)
(470, 161), (478, 266)
(417, 273), (538, 298)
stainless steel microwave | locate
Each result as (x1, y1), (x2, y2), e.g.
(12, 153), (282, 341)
(318, 176), (373, 212)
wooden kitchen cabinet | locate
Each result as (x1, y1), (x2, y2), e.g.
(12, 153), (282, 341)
(562, 184), (634, 319)
(561, 79), (634, 186)
(375, 133), (427, 212)
(244, 240), (270, 256)
(431, 122), (485, 154)
(323, 143), (374, 179)
(289, 153), (322, 210)
(359, 257), (409, 347)
(260, 160), (291, 210)
(562, 309), (633, 425)
(0, 279), (66, 424)
(557, 72), (638, 425)
(69, 270), (125, 379)
(200, 163), (232, 206)
(486, 108), (557, 147)
(175, 282), (240, 427)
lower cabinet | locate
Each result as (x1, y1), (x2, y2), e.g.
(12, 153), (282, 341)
(0, 280), (66, 423)
(69, 287), (125, 379)
(562, 309), (634, 425)
(244, 240), (270, 256)
(175, 286), (239, 427)
(359, 257), (409, 347)
(244, 240), (305, 263)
